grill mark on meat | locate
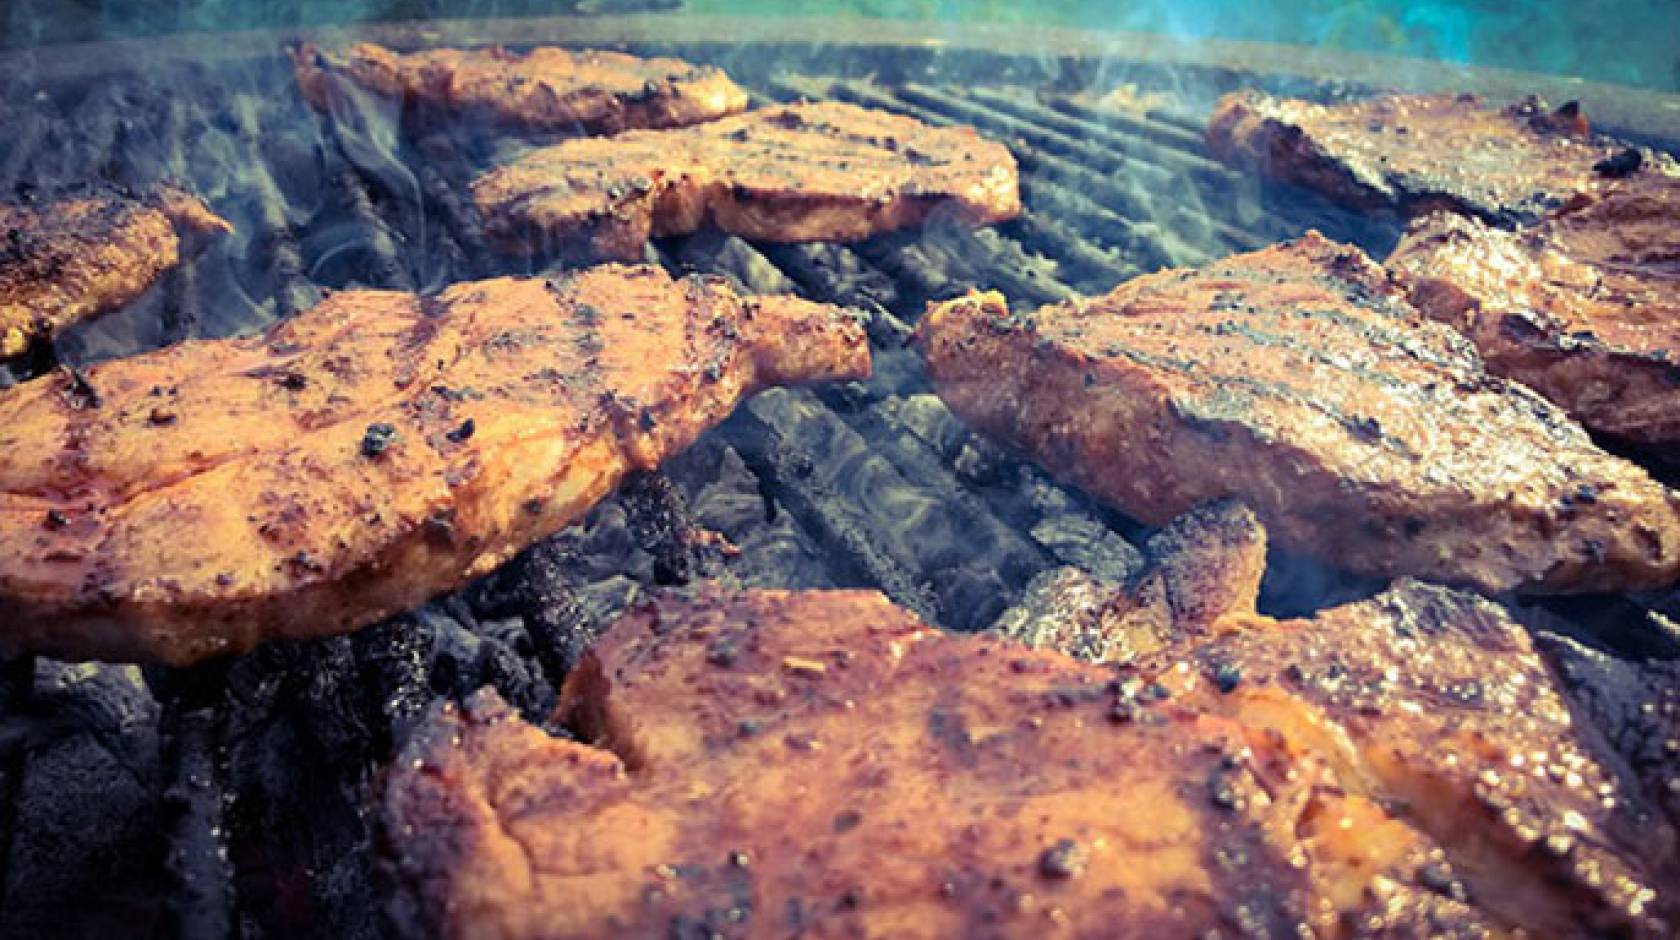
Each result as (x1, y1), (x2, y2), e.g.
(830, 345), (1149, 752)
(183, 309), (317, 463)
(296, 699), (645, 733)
(1206, 90), (1662, 226)
(471, 100), (1021, 262)
(0, 185), (230, 358)
(1093, 335), (1417, 458)
(1004, 502), (1677, 935)
(291, 42), (749, 135)
(1389, 173), (1680, 446)
(382, 541), (1674, 938)
(918, 231), (1680, 594)
(0, 266), (869, 664)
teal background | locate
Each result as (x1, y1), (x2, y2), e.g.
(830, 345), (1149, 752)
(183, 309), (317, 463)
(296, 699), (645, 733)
(4, 0), (1677, 91)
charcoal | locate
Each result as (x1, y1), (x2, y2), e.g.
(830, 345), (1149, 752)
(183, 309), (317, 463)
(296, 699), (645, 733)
(1538, 631), (1680, 833)
(0, 661), (163, 938)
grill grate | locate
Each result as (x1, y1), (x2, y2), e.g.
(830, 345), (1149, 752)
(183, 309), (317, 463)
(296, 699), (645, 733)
(0, 35), (1676, 937)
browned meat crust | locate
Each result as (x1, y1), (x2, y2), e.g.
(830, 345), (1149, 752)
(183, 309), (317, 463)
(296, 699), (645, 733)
(471, 100), (1022, 261)
(1206, 90), (1643, 225)
(383, 588), (1498, 940)
(916, 231), (1680, 595)
(291, 41), (749, 134)
(380, 508), (1675, 937)
(1108, 503), (1674, 938)
(0, 186), (230, 358)
(1387, 174), (1680, 447)
(0, 266), (868, 664)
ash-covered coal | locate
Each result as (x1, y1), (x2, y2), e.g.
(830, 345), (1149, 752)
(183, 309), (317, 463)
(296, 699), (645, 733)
(0, 661), (164, 937)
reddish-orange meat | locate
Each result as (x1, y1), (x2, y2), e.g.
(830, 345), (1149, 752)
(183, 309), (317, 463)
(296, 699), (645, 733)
(292, 41), (749, 134)
(0, 185), (230, 358)
(0, 265), (868, 664)
(380, 505), (1674, 937)
(1388, 172), (1680, 447)
(472, 100), (1022, 261)
(1207, 91), (1645, 225)
(916, 232), (1680, 594)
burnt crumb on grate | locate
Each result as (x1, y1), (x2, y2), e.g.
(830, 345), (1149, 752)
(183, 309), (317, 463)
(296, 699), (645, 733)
(359, 422), (399, 458)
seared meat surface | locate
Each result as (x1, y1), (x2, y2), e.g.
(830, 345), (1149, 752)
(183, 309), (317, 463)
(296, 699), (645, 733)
(917, 232), (1680, 594)
(1112, 503), (1674, 938)
(1387, 174), (1680, 446)
(1206, 91), (1642, 224)
(382, 512), (1675, 937)
(0, 186), (230, 358)
(292, 42), (748, 134)
(385, 588), (1497, 940)
(0, 266), (868, 664)
(472, 100), (1022, 261)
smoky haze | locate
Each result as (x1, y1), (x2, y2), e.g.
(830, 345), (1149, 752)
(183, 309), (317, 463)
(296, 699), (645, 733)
(4, 0), (1674, 91)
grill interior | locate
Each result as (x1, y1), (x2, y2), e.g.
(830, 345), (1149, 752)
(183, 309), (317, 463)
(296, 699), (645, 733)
(0, 22), (1677, 938)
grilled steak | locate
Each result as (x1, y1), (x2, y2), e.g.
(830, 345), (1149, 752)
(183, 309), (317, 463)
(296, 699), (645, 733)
(1387, 175), (1680, 447)
(472, 100), (1022, 261)
(291, 42), (749, 134)
(384, 588), (1498, 940)
(1206, 90), (1643, 225)
(0, 266), (868, 664)
(1112, 502), (1674, 937)
(382, 514), (1675, 938)
(916, 232), (1680, 594)
(0, 186), (230, 358)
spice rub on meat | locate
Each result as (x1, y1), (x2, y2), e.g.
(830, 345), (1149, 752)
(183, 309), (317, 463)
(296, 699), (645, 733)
(0, 266), (868, 664)
(1206, 91), (1647, 225)
(916, 231), (1680, 595)
(381, 514), (1675, 938)
(292, 41), (749, 134)
(383, 589), (1498, 940)
(1011, 501), (1677, 937)
(0, 185), (231, 358)
(1387, 173), (1680, 447)
(471, 100), (1022, 261)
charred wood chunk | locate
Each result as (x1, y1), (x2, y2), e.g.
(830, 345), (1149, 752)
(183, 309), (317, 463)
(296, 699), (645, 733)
(619, 471), (700, 586)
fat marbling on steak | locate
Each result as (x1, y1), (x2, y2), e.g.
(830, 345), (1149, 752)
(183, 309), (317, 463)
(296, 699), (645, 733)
(1206, 90), (1645, 225)
(292, 41), (749, 134)
(380, 507), (1674, 938)
(1387, 172), (1680, 447)
(0, 185), (231, 358)
(0, 265), (868, 664)
(916, 231), (1680, 595)
(471, 100), (1022, 261)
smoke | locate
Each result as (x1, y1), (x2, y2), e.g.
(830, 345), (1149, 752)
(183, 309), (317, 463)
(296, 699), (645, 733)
(2, 0), (682, 47)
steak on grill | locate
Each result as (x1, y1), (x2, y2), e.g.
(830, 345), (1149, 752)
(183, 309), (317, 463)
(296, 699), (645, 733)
(1387, 174), (1680, 447)
(0, 266), (868, 664)
(471, 100), (1022, 261)
(0, 185), (230, 359)
(291, 41), (749, 134)
(916, 231), (1680, 595)
(1113, 502), (1674, 938)
(382, 512), (1675, 938)
(383, 588), (1497, 939)
(1206, 90), (1642, 225)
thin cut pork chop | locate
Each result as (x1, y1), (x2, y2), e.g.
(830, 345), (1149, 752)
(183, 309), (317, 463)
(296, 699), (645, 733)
(1206, 91), (1644, 225)
(0, 266), (868, 664)
(0, 185), (230, 358)
(1387, 174), (1680, 447)
(384, 590), (1497, 940)
(471, 100), (1022, 261)
(1015, 501), (1676, 937)
(916, 231), (1680, 595)
(292, 42), (749, 134)
(381, 510), (1674, 937)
